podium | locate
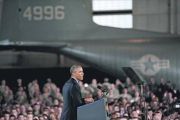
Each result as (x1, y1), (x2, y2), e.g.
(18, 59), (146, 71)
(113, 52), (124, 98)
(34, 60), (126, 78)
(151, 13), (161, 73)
(77, 98), (109, 120)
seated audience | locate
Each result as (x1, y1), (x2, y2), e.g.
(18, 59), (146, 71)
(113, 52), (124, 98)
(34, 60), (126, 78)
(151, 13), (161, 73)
(0, 76), (180, 120)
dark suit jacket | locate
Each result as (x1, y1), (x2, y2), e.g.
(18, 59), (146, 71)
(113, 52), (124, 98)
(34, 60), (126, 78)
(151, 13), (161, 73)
(61, 78), (85, 120)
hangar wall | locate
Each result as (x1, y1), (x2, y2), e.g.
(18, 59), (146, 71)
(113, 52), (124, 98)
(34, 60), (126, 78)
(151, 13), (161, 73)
(0, 51), (87, 68)
(0, 0), (2, 27)
(0, 0), (179, 68)
(133, 0), (180, 34)
(178, 0), (180, 34)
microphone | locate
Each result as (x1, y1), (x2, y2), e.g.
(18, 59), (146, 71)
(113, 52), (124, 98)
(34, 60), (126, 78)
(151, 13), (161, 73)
(97, 85), (106, 92)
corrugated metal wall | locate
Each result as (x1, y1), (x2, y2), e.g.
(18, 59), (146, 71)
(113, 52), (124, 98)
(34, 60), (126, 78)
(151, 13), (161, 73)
(133, 0), (180, 34)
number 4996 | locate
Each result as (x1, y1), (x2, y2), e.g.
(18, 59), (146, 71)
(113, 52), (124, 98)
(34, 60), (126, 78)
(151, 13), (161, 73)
(23, 6), (65, 21)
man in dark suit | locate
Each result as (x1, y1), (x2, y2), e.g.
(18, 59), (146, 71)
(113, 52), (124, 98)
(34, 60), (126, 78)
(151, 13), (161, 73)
(61, 65), (94, 120)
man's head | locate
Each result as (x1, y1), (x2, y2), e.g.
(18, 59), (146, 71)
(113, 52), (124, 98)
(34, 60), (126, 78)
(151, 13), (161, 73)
(111, 112), (118, 119)
(17, 79), (22, 84)
(43, 87), (49, 93)
(115, 79), (121, 85)
(151, 100), (158, 109)
(27, 114), (33, 120)
(20, 105), (26, 113)
(160, 78), (165, 84)
(54, 98), (60, 105)
(10, 115), (16, 120)
(126, 77), (131, 84)
(56, 87), (60, 93)
(33, 103), (40, 111)
(11, 109), (18, 118)
(33, 79), (38, 85)
(123, 87), (128, 94)
(135, 91), (139, 98)
(114, 105), (120, 112)
(30, 98), (36, 105)
(47, 78), (51, 83)
(19, 86), (24, 92)
(1, 79), (6, 85)
(166, 81), (171, 87)
(70, 65), (84, 81)
(150, 76), (155, 84)
(92, 79), (97, 84)
(18, 114), (24, 120)
(153, 112), (162, 120)
(104, 78), (109, 82)
(3, 111), (10, 120)
(130, 110), (138, 119)
(168, 92), (172, 98)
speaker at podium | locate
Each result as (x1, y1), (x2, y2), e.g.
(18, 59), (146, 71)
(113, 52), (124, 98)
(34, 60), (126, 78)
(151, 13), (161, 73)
(77, 98), (109, 120)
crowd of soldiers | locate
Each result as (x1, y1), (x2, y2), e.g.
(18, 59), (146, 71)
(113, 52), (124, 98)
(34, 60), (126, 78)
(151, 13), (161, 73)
(0, 76), (180, 120)
(0, 78), (63, 120)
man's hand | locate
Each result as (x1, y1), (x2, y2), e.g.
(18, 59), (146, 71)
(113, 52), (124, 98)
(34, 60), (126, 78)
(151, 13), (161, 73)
(84, 98), (94, 103)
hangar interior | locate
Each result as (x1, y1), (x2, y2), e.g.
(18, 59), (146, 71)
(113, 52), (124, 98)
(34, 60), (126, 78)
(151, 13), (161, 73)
(1, 1), (180, 119)
(0, 0), (180, 87)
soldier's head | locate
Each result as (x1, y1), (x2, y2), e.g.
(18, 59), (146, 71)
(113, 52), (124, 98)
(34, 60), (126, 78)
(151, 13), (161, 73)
(1, 79), (6, 85)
